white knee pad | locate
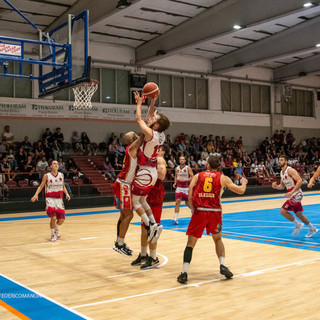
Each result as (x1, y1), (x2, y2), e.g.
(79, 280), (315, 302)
(140, 196), (151, 212)
(132, 195), (142, 210)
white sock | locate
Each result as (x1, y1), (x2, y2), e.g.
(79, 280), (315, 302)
(174, 212), (179, 220)
(118, 237), (124, 246)
(293, 218), (300, 227)
(150, 250), (157, 259)
(307, 222), (314, 230)
(219, 256), (226, 266)
(116, 236), (119, 243)
(182, 262), (190, 273)
(141, 213), (150, 226)
(51, 229), (55, 236)
(149, 214), (156, 224)
(141, 246), (148, 257)
(55, 225), (59, 231)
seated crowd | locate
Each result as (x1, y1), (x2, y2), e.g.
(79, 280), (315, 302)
(1, 125), (320, 199)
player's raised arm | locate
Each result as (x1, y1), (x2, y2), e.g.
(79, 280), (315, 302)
(308, 166), (320, 188)
(31, 174), (47, 202)
(128, 133), (145, 158)
(146, 91), (159, 124)
(221, 175), (247, 195)
(134, 91), (153, 141)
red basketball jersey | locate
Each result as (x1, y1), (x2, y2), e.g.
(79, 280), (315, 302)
(192, 171), (222, 210)
(117, 145), (137, 183)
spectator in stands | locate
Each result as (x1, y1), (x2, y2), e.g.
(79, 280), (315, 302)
(52, 139), (62, 160)
(257, 160), (270, 180)
(16, 147), (27, 172)
(197, 154), (206, 171)
(250, 160), (258, 177)
(107, 132), (116, 146)
(2, 125), (14, 150)
(286, 129), (295, 147)
(66, 158), (78, 180)
(234, 162), (245, 185)
(34, 140), (45, 160)
(0, 140), (7, 154)
(118, 132), (125, 146)
(57, 156), (68, 178)
(242, 152), (251, 167)
(272, 130), (281, 147)
(53, 127), (64, 150)
(113, 157), (122, 173)
(189, 155), (198, 171)
(7, 148), (16, 169)
(20, 136), (32, 153)
(36, 156), (48, 173)
(42, 138), (53, 160)
(167, 154), (177, 170)
(0, 171), (9, 200)
(103, 156), (116, 181)
(206, 140), (215, 154)
(224, 154), (233, 177)
(72, 131), (84, 154)
(117, 141), (126, 163)
(42, 128), (53, 145)
(23, 155), (36, 182)
(81, 132), (94, 156)
(108, 138), (118, 164)
(0, 157), (11, 181)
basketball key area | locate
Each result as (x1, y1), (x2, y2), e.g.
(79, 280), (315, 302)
(1, 192), (320, 320)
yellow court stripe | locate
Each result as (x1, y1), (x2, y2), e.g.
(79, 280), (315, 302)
(0, 299), (31, 320)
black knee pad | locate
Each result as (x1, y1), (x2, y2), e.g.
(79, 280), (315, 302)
(183, 246), (193, 263)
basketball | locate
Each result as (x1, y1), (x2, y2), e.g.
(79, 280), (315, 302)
(143, 82), (159, 98)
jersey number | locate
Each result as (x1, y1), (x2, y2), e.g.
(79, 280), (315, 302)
(151, 145), (162, 158)
(203, 177), (213, 192)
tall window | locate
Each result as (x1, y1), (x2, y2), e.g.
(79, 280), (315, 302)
(147, 72), (208, 109)
(0, 63), (32, 98)
(221, 81), (270, 114)
(281, 89), (314, 117)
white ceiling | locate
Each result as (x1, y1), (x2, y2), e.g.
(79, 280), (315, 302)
(1, 0), (320, 80)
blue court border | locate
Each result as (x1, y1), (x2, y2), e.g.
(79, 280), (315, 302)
(0, 274), (90, 320)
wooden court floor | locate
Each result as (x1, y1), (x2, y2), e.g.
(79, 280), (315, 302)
(1, 191), (320, 320)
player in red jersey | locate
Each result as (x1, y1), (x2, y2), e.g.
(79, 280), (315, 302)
(112, 131), (145, 256)
(131, 91), (170, 242)
(177, 155), (248, 284)
(31, 160), (70, 242)
(272, 155), (317, 237)
(172, 155), (194, 224)
(131, 144), (169, 269)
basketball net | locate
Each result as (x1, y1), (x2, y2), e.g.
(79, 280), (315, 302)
(72, 79), (99, 110)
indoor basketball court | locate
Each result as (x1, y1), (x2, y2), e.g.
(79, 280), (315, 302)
(1, 0), (320, 319)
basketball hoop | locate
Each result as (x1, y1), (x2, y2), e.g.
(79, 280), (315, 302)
(72, 79), (99, 110)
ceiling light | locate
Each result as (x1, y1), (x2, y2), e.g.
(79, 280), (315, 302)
(303, 2), (313, 7)
(316, 43), (320, 47)
(116, 0), (131, 9)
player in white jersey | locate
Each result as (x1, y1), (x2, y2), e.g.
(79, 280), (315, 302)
(132, 91), (170, 241)
(31, 160), (70, 241)
(172, 155), (194, 224)
(272, 155), (318, 237)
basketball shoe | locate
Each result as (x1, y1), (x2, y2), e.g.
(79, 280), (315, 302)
(220, 265), (233, 279)
(292, 222), (304, 235)
(131, 253), (148, 266)
(113, 242), (132, 256)
(177, 272), (188, 284)
(171, 218), (179, 225)
(140, 256), (160, 269)
(306, 227), (318, 238)
(51, 234), (57, 242)
(147, 222), (158, 242)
